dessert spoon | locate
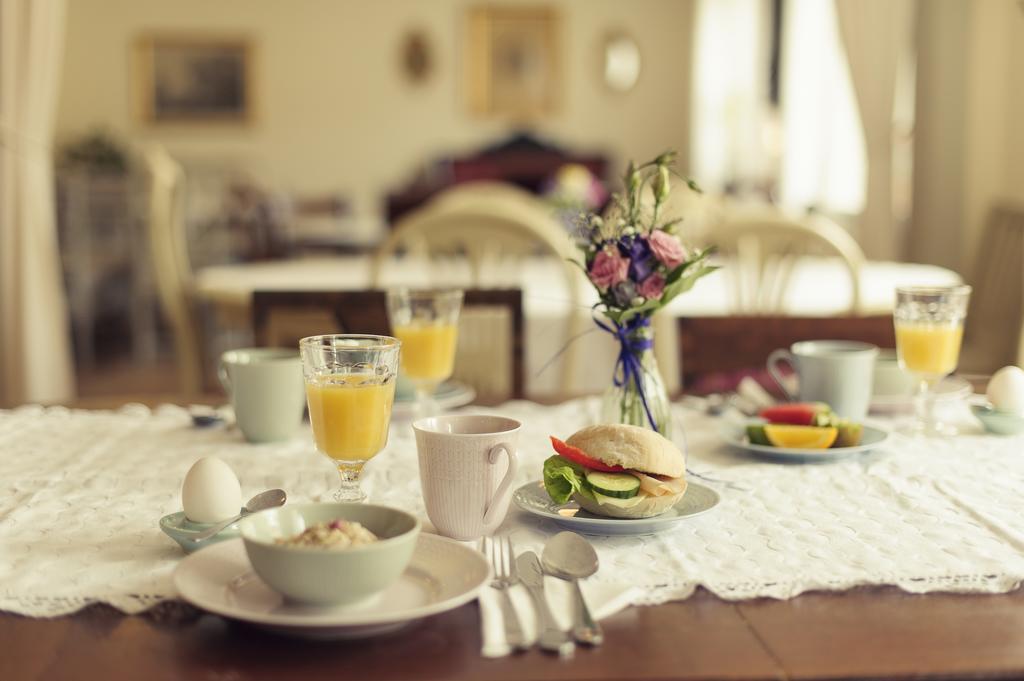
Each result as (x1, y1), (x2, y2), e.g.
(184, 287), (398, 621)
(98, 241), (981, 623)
(542, 531), (603, 645)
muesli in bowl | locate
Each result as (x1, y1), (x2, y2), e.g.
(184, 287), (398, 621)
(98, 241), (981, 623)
(275, 519), (379, 549)
(240, 502), (420, 605)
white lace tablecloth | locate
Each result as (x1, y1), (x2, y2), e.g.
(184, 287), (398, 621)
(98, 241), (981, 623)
(3, 398), (1024, 618)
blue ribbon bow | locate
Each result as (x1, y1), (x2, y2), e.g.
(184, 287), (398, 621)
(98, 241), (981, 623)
(594, 314), (658, 431)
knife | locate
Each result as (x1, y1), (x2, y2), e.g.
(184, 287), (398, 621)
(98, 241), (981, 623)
(516, 551), (575, 657)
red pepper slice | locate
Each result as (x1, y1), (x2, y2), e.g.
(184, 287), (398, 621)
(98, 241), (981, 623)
(550, 436), (626, 472)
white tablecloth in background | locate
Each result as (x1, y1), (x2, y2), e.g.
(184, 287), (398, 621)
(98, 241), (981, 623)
(195, 256), (961, 396)
(3, 399), (1023, 618)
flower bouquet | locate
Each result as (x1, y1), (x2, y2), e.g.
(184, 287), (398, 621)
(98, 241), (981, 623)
(572, 151), (717, 435)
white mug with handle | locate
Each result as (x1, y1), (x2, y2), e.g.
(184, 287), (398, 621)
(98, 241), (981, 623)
(413, 415), (520, 541)
(766, 340), (878, 420)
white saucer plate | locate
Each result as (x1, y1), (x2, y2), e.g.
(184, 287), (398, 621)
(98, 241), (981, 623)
(869, 375), (972, 414)
(512, 481), (720, 535)
(719, 421), (890, 462)
(392, 381), (476, 417)
(173, 534), (488, 640)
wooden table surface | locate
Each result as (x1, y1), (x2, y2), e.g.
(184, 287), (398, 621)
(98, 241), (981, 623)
(7, 586), (1024, 681)
(7, 395), (1024, 681)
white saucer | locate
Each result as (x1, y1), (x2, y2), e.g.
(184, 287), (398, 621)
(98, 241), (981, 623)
(870, 376), (972, 414)
(173, 534), (489, 640)
(392, 381), (476, 418)
(512, 481), (720, 535)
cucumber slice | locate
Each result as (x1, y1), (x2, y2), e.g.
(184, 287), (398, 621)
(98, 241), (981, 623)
(585, 471), (641, 499)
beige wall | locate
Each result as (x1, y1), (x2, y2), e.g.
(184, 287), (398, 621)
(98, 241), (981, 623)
(912, 0), (1024, 275)
(57, 0), (695, 237)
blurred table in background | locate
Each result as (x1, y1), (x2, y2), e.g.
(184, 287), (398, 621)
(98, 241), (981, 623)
(195, 255), (961, 397)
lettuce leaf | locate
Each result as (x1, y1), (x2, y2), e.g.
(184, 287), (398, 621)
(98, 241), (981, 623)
(542, 455), (595, 504)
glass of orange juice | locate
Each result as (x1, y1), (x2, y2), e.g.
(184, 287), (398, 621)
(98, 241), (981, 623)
(386, 289), (463, 419)
(299, 334), (401, 502)
(894, 285), (972, 435)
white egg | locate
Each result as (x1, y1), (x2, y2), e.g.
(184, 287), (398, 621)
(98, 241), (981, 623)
(986, 366), (1024, 415)
(181, 457), (242, 523)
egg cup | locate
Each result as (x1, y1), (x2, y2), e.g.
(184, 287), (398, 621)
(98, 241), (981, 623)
(970, 401), (1024, 436)
(160, 510), (243, 554)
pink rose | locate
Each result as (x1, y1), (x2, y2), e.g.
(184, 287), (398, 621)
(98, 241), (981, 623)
(588, 248), (629, 290)
(647, 230), (687, 269)
(638, 272), (666, 300)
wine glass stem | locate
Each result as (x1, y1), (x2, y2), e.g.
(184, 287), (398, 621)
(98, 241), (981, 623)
(334, 461), (366, 503)
(915, 378), (937, 433)
(414, 385), (438, 419)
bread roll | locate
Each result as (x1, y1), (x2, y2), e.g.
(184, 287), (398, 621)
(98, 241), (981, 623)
(566, 424), (685, 478)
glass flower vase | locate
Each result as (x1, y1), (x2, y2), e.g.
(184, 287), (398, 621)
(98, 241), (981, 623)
(599, 322), (672, 437)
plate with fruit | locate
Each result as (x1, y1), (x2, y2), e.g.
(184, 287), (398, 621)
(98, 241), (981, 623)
(720, 402), (889, 462)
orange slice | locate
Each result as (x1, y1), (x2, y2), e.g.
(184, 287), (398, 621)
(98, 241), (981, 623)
(763, 424), (838, 449)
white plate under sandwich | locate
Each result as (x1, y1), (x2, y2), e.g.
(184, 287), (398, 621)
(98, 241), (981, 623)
(512, 480), (720, 535)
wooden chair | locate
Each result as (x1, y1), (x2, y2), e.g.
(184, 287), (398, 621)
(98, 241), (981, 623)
(677, 315), (896, 394)
(252, 289), (525, 401)
(961, 202), (1024, 373)
(714, 211), (866, 314)
(144, 145), (204, 395)
(371, 182), (587, 392)
(144, 145), (250, 394)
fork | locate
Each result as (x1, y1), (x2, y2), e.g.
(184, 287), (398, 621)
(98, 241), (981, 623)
(483, 535), (528, 651)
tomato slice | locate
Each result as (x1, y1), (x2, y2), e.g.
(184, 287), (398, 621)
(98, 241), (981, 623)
(549, 436), (625, 472)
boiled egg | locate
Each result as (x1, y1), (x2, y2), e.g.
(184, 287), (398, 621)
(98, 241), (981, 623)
(986, 366), (1024, 416)
(181, 457), (242, 523)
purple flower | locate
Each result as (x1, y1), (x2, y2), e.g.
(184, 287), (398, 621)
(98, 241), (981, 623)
(619, 236), (656, 283)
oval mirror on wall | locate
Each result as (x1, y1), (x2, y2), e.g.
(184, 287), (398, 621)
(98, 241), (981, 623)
(603, 33), (641, 93)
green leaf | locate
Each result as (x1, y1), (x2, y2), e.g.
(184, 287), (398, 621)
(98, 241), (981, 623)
(618, 297), (661, 324)
(542, 455), (594, 503)
(664, 260), (693, 286)
(658, 217), (685, 232)
(659, 263), (718, 305)
(602, 306), (624, 325)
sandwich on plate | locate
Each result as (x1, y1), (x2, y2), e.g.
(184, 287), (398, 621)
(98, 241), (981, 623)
(542, 424), (687, 519)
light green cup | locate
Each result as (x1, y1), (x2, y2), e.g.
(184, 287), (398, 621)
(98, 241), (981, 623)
(240, 503), (421, 605)
(219, 348), (305, 443)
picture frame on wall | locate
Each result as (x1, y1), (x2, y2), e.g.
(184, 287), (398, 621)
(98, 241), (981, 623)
(135, 34), (254, 124)
(466, 6), (561, 119)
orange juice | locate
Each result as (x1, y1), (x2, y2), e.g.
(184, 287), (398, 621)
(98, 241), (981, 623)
(305, 375), (396, 461)
(394, 323), (458, 384)
(895, 322), (964, 378)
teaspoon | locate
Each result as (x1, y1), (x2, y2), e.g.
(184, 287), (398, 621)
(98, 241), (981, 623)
(190, 489), (287, 542)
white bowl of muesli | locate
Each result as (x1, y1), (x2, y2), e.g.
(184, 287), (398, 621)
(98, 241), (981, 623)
(239, 503), (421, 605)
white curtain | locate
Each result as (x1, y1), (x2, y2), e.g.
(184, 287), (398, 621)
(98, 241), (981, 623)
(690, 0), (769, 193)
(835, 0), (915, 260)
(778, 0), (866, 219)
(0, 0), (74, 406)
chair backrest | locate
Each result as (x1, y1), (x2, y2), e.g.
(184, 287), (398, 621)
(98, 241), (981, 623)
(962, 202), (1024, 372)
(143, 145), (203, 394)
(677, 314), (896, 394)
(714, 212), (866, 314)
(252, 288), (525, 401)
(371, 181), (585, 390)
